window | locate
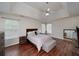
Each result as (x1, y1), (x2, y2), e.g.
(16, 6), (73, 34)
(41, 24), (46, 33)
(47, 24), (52, 34)
(5, 19), (19, 39)
(41, 24), (52, 34)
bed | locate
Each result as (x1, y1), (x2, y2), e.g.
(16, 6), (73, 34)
(26, 29), (56, 52)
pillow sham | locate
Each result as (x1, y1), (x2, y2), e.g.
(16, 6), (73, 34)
(28, 31), (35, 37)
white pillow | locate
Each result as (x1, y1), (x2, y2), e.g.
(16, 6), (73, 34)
(28, 31), (35, 37)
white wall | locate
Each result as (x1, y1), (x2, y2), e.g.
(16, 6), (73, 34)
(12, 3), (41, 20)
(0, 2), (12, 13)
(19, 18), (41, 36)
(0, 17), (41, 47)
(0, 17), (4, 31)
(0, 2), (42, 47)
(51, 16), (79, 39)
(0, 2), (41, 21)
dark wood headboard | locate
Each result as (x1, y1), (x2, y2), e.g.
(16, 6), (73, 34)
(26, 29), (38, 36)
(26, 29), (38, 32)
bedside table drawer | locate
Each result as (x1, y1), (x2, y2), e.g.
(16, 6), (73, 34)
(19, 36), (27, 44)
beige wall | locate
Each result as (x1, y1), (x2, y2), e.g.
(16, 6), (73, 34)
(51, 16), (79, 39)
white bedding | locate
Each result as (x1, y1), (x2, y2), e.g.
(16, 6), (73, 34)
(27, 34), (52, 52)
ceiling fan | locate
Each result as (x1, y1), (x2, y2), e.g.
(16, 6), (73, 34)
(45, 2), (50, 16)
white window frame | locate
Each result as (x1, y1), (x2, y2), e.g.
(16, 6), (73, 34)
(41, 24), (52, 34)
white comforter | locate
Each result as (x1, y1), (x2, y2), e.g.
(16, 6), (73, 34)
(27, 34), (52, 52)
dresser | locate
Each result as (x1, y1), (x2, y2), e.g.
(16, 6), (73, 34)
(0, 32), (5, 56)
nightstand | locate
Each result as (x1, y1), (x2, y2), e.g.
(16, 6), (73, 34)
(0, 32), (5, 56)
(19, 36), (27, 45)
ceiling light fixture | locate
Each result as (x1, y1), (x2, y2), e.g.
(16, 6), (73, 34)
(45, 2), (50, 16)
(45, 13), (49, 16)
(47, 8), (50, 11)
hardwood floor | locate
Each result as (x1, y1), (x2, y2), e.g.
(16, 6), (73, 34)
(5, 39), (73, 56)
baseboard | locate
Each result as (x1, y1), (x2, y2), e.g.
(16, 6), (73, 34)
(5, 43), (19, 48)
(52, 37), (63, 40)
(5, 38), (19, 47)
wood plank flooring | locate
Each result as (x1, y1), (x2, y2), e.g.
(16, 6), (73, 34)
(5, 39), (73, 56)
